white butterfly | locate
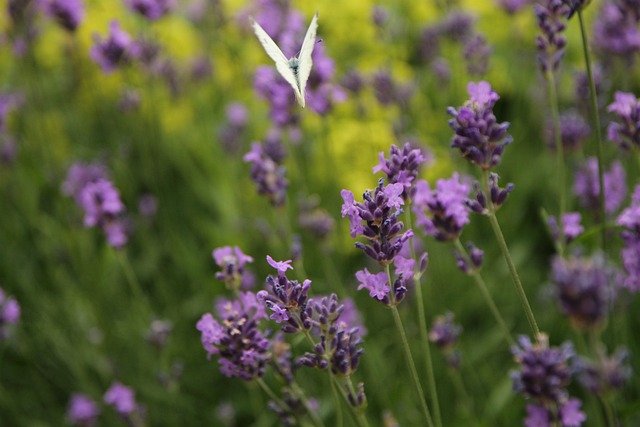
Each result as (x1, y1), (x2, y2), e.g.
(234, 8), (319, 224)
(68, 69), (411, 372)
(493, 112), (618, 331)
(251, 12), (318, 108)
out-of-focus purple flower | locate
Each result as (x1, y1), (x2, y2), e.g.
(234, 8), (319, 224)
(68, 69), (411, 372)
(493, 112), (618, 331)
(574, 157), (627, 216)
(417, 26), (441, 65)
(124, 0), (175, 21)
(190, 55), (213, 81)
(338, 297), (367, 336)
(372, 5), (389, 28)
(592, 2), (640, 60)
(197, 292), (270, 379)
(118, 89), (141, 112)
(535, 0), (570, 73)
(305, 44), (347, 115)
(372, 70), (414, 107)
(547, 110), (591, 152)
(429, 312), (462, 350)
(137, 193), (157, 218)
(463, 33), (492, 76)
(550, 254), (617, 330)
(243, 141), (288, 206)
(0, 92), (22, 133)
(372, 142), (429, 200)
(90, 21), (139, 74)
(617, 185), (640, 292)
(548, 212), (583, 244)
(577, 346), (632, 395)
(496, 0), (533, 14)
(298, 196), (335, 239)
(67, 393), (100, 427)
(43, 0), (84, 32)
(355, 268), (390, 301)
(341, 179), (414, 266)
(341, 69), (365, 94)
(104, 381), (139, 418)
(448, 81), (512, 170)
(607, 91), (640, 150)
(217, 102), (248, 154)
(512, 333), (584, 426)
(394, 255), (415, 280)
(0, 288), (20, 340)
(212, 246), (254, 288)
(439, 11), (475, 42)
(412, 173), (471, 241)
(62, 162), (108, 203)
(145, 319), (172, 349)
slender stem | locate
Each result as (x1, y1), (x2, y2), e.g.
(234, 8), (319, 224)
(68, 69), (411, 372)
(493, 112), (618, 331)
(482, 172), (540, 337)
(453, 239), (514, 346)
(115, 249), (150, 314)
(388, 286), (434, 427)
(328, 375), (345, 427)
(577, 9), (607, 252)
(405, 209), (442, 427)
(545, 70), (566, 256)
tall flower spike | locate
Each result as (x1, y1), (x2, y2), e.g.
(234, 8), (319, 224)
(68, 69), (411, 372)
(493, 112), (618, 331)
(607, 91), (640, 151)
(372, 142), (429, 200)
(412, 173), (471, 241)
(448, 81), (512, 170)
(43, 0), (84, 32)
(243, 140), (288, 207)
(90, 21), (140, 74)
(534, 0), (570, 74)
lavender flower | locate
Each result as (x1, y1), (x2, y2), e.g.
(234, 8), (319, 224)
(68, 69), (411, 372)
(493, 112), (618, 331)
(0, 288), (20, 340)
(298, 196), (335, 239)
(145, 319), (172, 349)
(257, 258), (312, 333)
(412, 173), (471, 241)
(547, 110), (591, 152)
(512, 333), (585, 426)
(448, 81), (512, 170)
(67, 393), (100, 427)
(79, 179), (128, 248)
(372, 70), (413, 107)
(550, 254), (617, 330)
(577, 346), (632, 395)
(341, 179), (413, 266)
(137, 194), (157, 219)
(355, 268), (390, 301)
(243, 141), (288, 207)
(574, 157), (626, 216)
(124, 0), (174, 21)
(197, 292), (270, 380)
(466, 172), (514, 215)
(463, 33), (492, 76)
(212, 246), (254, 289)
(617, 185), (640, 292)
(372, 142), (429, 200)
(217, 102), (248, 155)
(453, 241), (484, 273)
(592, 1), (640, 61)
(104, 382), (145, 426)
(43, 0), (84, 32)
(496, 0), (533, 14)
(429, 312), (462, 368)
(304, 44), (347, 115)
(61, 162), (108, 203)
(607, 91), (640, 150)
(547, 212), (584, 244)
(90, 21), (139, 74)
(534, 0), (570, 73)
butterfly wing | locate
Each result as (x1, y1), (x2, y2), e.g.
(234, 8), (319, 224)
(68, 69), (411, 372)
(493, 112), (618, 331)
(250, 17), (303, 105)
(296, 12), (319, 107)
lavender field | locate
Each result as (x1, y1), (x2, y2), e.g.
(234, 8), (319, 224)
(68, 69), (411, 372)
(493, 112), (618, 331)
(1, 0), (640, 426)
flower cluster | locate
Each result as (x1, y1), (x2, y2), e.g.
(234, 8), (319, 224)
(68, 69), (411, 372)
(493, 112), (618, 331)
(217, 102), (249, 155)
(547, 110), (591, 152)
(62, 163), (128, 248)
(607, 91), (640, 151)
(617, 185), (640, 292)
(534, 0), (570, 73)
(0, 288), (20, 341)
(103, 382), (145, 426)
(547, 212), (584, 245)
(243, 135), (288, 207)
(550, 254), (617, 331)
(212, 245), (254, 290)
(466, 172), (514, 215)
(67, 393), (100, 427)
(90, 21), (140, 74)
(511, 334), (585, 427)
(372, 142), (429, 200)
(412, 173), (470, 241)
(124, 0), (174, 21)
(429, 312), (462, 368)
(573, 157), (626, 216)
(196, 291), (270, 380)
(453, 241), (484, 273)
(576, 346), (632, 396)
(341, 179), (413, 265)
(448, 81), (512, 170)
(43, 0), (84, 32)
(592, 1), (640, 61)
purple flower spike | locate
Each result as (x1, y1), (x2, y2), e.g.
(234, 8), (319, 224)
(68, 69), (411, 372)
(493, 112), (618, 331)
(429, 312), (462, 350)
(448, 81), (512, 170)
(103, 382), (138, 417)
(413, 173), (471, 241)
(340, 189), (365, 238)
(548, 212), (584, 244)
(534, 0), (570, 73)
(0, 288), (20, 341)
(125, 0), (174, 21)
(213, 246), (254, 289)
(607, 91), (640, 151)
(577, 346), (632, 395)
(90, 21), (139, 74)
(355, 268), (390, 301)
(617, 185), (640, 292)
(574, 158), (626, 216)
(372, 143), (429, 200)
(243, 141), (288, 207)
(259, 270), (312, 333)
(67, 393), (100, 427)
(61, 162), (108, 203)
(43, 0), (84, 32)
(592, 2), (640, 60)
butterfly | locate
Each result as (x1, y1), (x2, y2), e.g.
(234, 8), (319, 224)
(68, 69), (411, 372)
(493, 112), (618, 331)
(250, 12), (318, 108)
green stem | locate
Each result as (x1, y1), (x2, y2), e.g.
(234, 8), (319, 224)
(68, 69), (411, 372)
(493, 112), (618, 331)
(482, 172), (540, 337)
(405, 209), (442, 427)
(328, 375), (345, 427)
(545, 70), (566, 256)
(453, 239), (514, 347)
(388, 295), (434, 426)
(577, 9), (607, 252)
(115, 249), (150, 314)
